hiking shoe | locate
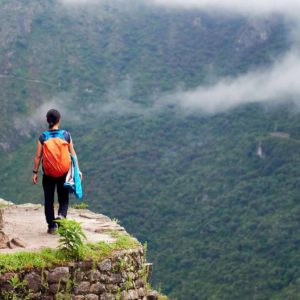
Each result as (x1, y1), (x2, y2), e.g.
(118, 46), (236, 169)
(47, 227), (57, 235)
(56, 214), (65, 220)
(55, 215), (65, 227)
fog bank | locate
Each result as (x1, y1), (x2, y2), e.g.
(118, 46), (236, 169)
(161, 51), (300, 114)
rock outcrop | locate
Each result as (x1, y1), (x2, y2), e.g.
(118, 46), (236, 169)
(0, 199), (164, 299)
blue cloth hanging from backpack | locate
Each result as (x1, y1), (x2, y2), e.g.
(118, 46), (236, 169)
(64, 154), (83, 200)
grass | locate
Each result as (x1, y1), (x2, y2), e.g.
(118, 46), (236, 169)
(83, 232), (140, 261)
(0, 232), (140, 273)
(158, 296), (169, 300)
(0, 204), (10, 208)
(0, 248), (65, 272)
(72, 202), (89, 209)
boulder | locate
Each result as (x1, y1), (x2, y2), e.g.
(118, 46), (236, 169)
(47, 267), (70, 284)
(147, 290), (159, 300)
(97, 259), (112, 272)
(24, 272), (42, 293)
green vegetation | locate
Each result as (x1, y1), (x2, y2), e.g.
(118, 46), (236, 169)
(0, 233), (140, 273)
(0, 0), (297, 299)
(73, 202), (89, 209)
(1, 274), (29, 300)
(0, 248), (65, 273)
(56, 218), (87, 260)
(158, 296), (169, 300)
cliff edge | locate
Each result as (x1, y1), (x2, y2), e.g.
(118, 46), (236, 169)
(0, 199), (167, 300)
(0, 198), (124, 252)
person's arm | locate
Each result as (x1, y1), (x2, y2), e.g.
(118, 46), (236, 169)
(68, 140), (82, 180)
(32, 141), (43, 184)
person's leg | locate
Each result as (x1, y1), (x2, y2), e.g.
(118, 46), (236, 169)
(57, 174), (69, 218)
(42, 174), (56, 229)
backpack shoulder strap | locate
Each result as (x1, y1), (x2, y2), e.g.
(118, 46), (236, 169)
(42, 131), (51, 141)
(42, 130), (68, 142)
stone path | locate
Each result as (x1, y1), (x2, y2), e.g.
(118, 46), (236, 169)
(0, 199), (127, 254)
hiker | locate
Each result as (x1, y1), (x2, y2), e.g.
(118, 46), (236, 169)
(32, 109), (82, 234)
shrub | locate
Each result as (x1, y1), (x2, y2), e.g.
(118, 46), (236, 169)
(73, 202), (89, 209)
(55, 219), (87, 260)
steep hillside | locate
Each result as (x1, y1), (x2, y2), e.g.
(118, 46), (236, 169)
(0, 0), (298, 299)
(0, 0), (287, 146)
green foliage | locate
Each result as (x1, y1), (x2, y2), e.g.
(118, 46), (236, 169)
(0, 248), (63, 272)
(72, 202), (89, 210)
(115, 287), (121, 300)
(158, 295), (169, 300)
(1, 274), (29, 300)
(56, 219), (87, 260)
(0, 233), (140, 273)
(0, 1), (296, 299)
(84, 232), (140, 260)
(8, 275), (26, 290)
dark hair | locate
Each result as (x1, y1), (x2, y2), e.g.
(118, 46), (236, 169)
(46, 109), (61, 128)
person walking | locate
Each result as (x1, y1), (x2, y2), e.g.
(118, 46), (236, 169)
(32, 109), (82, 234)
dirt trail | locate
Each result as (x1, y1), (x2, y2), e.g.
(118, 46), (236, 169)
(0, 202), (126, 254)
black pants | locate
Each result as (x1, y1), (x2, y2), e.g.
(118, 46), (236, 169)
(42, 173), (69, 229)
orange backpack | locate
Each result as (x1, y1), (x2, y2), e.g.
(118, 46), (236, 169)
(41, 130), (71, 177)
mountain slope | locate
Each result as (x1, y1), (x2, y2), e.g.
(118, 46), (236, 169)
(0, 1), (298, 299)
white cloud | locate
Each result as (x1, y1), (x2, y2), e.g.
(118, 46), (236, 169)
(161, 51), (300, 114)
(14, 94), (80, 137)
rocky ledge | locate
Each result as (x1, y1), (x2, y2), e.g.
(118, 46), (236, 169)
(0, 199), (164, 300)
(0, 198), (124, 252)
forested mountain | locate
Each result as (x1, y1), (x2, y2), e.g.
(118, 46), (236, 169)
(1, 0), (299, 299)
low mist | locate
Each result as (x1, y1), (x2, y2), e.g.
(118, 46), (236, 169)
(161, 51), (300, 114)
(56, 0), (300, 116)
